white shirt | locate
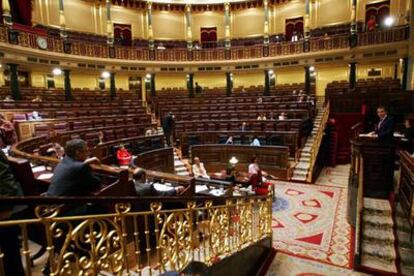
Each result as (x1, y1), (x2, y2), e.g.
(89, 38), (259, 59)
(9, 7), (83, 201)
(192, 163), (209, 178)
(248, 163), (260, 175)
(250, 138), (261, 146)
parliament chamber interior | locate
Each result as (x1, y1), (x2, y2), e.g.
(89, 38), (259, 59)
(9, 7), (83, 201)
(0, 0), (414, 275)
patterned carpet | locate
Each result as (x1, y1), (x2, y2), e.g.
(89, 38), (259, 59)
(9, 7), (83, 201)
(270, 180), (353, 269)
(315, 164), (350, 188)
(266, 252), (368, 276)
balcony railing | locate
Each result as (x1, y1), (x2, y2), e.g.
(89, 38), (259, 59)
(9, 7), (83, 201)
(0, 195), (272, 275)
(0, 25), (409, 62)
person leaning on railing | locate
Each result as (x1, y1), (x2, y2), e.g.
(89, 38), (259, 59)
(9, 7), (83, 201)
(46, 139), (101, 197)
(0, 116), (25, 276)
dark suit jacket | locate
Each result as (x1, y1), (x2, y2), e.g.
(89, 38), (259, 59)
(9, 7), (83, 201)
(162, 115), (175, 134)
(376, 116), (395, 141)
(0, 151), (23, 213)
(47, 156), (100, 196)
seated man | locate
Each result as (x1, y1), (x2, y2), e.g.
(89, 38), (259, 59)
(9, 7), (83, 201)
(47, 139), (101, 196)
(132, 168), (184, 196)
(225, 135), (234, 145)
(192, 157), (210, 179)
(29, 111), (42, 120)
(116, 144), (132, 167)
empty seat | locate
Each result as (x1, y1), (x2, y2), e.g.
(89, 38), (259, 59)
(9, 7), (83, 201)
(34, 123), (49, 137)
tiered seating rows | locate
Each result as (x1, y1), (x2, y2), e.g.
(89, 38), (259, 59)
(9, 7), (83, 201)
(160, 101), (312, 116)
(59, 123), (151, 147)
(155, 83), (310, 98)
(0, 87), (140, 101)
(31, 114), (150, 136)
(175, 119), (309, 134)
(170, 109), (310, 122)
(326, 78), (401, 95)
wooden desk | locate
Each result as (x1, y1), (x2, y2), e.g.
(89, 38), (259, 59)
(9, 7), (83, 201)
(135, 147), (174, 173)
(190, 144), (291, 180)
(180, 130), (300, 158)
(350, 137), (396, 198)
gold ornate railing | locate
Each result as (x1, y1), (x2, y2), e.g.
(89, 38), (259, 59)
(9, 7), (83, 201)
(306, 101), (330, 182)
(0, 195), (272, 275)
(0, 24), (408, 62)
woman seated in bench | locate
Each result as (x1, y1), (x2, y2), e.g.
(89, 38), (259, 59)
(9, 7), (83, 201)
(116, 144), (132, 167)
(192, 157), (210, 179)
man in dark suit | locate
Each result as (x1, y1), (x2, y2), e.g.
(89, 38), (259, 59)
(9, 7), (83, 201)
(47, 139), (101, 196)
(132, 168), (184, 196)
(162, 112), (175, 147)
(374, 106), (395, 142)
(195, 82), (202, 94)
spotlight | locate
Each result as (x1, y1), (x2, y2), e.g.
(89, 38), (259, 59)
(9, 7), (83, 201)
(384, 16), (395, 27)
(101, 71), (110, 79)
(52, 68), (62, 76)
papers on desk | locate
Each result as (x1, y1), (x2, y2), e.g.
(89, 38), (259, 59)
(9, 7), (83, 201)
(209, 189), (225, 197)
(153, 183), (175, 192)
(32, 166), (47, 173)
(37, 173), (53, 180)
(195, 185), (209, 193)
(359, 133), (374, 138)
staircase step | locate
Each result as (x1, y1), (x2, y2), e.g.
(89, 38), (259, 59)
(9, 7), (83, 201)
(363, 198), (391, 213)
(362, 242), (396, 261)
(362, 224), (395, 243)
(361, 254), (397, 273)
(174, 160), (184, 166)
(175, 166), (188, 172)
(363, 214), (394, 228)
(291, 176), (307, 181)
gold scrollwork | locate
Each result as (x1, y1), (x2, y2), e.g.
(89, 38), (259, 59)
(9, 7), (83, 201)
(52, 218), (126, 275)
(159, 212), (193, 272)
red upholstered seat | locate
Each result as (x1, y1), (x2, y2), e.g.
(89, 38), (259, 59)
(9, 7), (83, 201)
(12, 113), (27, 121)
(34, 123), (49, 137)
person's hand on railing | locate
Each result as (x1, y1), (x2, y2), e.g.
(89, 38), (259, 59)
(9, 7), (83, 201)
(84, 157), (101, 165)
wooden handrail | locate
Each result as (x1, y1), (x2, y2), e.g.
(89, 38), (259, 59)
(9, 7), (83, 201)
(306, 101), (330, 182)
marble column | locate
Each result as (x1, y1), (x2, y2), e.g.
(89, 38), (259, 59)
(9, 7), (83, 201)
(110, 72), (116, 100)
(63, 69), (73, 101)
(187, 73), (194, 98)
(349, 62), (357, 90)
(8, 64), (21, 100)
(226, 72), (233, 97)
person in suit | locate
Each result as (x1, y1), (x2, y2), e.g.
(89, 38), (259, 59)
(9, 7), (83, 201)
(195, 82), (202, 94)
(162, 112), (175, 147)
(241, 122), (248, 132)
(47, 139), (101, 196)
(0, 122), (25, 276)
(132, 168), (184, 196)
(374, 106), (395, 142)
